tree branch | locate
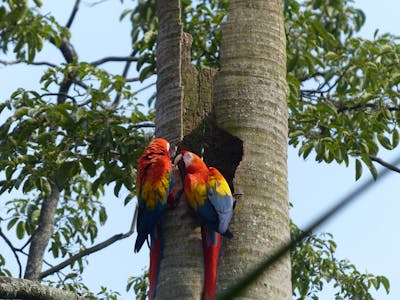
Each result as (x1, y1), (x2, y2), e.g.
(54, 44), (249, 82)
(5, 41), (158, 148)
(125, 77), (140, 82)
(90, 55), (138, 67)
(41, 93), (77, 103)
(370, 155), (400, 174)
(87, 0), (110, 7)
(111, 51), (137, 108)
(66, 0), (81, 29)
(0, 228), (22, 278)
(0, 276), (84, 300)
(24, 182), (60, 280)
(40, 209), (137, 279)
(131, 122), (156, 129)
(48, 36), (78, 104)
(136, 82), (156, 94)
(0, 60), (57, 68)
(337, 102), (400, 113)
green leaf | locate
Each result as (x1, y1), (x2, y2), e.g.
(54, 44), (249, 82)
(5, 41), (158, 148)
(23, 176), (34, 194)
(392, 130), (399, 148)
(99, 206), (107, 225)
(51, 243), (59, 258)
(114, 181), (122, 197)
(120, 8), (133, 21)
(377, 133), (392, 150)
(124, 193), (134, 205)
(379, 276), (390, 293)
(16, 221), (25, 239)
(355, 159), (362, 181)
(33, 0), (43, 7)
(299, 142), (314, 159)
(310, 20), (338, 47)
(14, 107), (29, 119)
(368, 162), (378, 180)
(139, 65), (154, 82)
(7, 217), (19, 230)
(40, 177), (52, 196)
(81, 157), (97, 177)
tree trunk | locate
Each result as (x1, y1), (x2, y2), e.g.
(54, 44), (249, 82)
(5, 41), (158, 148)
(215, 0), (292, 299)
(155, 1), (203, 298)
(155, 0), (290, 299)
(24, 182), (60, 280)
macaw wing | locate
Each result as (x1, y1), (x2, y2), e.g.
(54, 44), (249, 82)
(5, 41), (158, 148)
(135, 170), (172, 252)
(207, 168), (234, 237)
(135, 197), (166, 252)
(196, 199), (220, 231)
(184, 174), (219, 231)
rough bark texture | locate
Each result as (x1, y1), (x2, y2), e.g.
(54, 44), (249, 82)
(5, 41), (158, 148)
(0, 276), (83, 300)
(155, 0), (183, 145)
(155, 1), (203, 299)
(24, 182), (60, 280)
(214, 0), (292, 299)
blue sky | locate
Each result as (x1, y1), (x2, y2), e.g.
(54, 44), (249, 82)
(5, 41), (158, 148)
(290, 2), (400, 299)
(1, 1), (400, 299)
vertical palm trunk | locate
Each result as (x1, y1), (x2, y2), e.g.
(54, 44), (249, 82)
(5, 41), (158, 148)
(214, 0), (291, 298)
(155, 1), (204, 298)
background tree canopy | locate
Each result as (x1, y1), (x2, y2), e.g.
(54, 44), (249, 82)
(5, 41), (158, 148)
(0, 0), (398, 299)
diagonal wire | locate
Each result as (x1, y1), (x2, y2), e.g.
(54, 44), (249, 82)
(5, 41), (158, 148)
(217, 155), (400, 299)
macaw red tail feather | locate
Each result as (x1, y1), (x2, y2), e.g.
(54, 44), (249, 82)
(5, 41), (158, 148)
(201, 226), (222, 300)
(149, 226), (162, 300)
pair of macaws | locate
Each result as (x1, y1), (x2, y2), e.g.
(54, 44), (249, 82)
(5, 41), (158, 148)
(134, 138), (234, 300)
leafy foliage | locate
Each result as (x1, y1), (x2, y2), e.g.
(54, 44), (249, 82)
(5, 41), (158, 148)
(0, 0), (397, 299)
(0, 254), (11, 276)
(0, 0), (152, 294)
(126, 269), (149, 300)
(286, 0), (400, 179)
(291, 223), (390, 299)
(0, 0), (68, 62)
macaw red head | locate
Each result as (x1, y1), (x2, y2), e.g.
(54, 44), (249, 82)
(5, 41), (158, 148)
(143, 138), (170, 158)
(174, 150), (207, 174)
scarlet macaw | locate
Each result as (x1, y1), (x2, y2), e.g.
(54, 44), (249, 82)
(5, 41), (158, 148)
(135, 138), (172, 300)
(175, 150), (234, 300)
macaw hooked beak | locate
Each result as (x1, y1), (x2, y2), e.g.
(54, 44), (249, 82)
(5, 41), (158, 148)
(174, 153), (182, 166)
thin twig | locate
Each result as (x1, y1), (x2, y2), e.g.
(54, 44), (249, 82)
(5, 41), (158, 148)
(0, 60), (57, 68)
(18, 236), (32, 252)
(39, 211), (137, 279)
(41, 93), (77, 103)
(131, 122), (155, 129)
(111, 51), (137, 107)
(91, 56), (138, 67)
(125, 77), (140, 82)
(0, 228), (22, 278)
(70, 77), (90, 90)
(136, 82), (156, 94)
(370, 155), (400, 173)
(86, 0), (110, 7)
(66, 0), (81, 28)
